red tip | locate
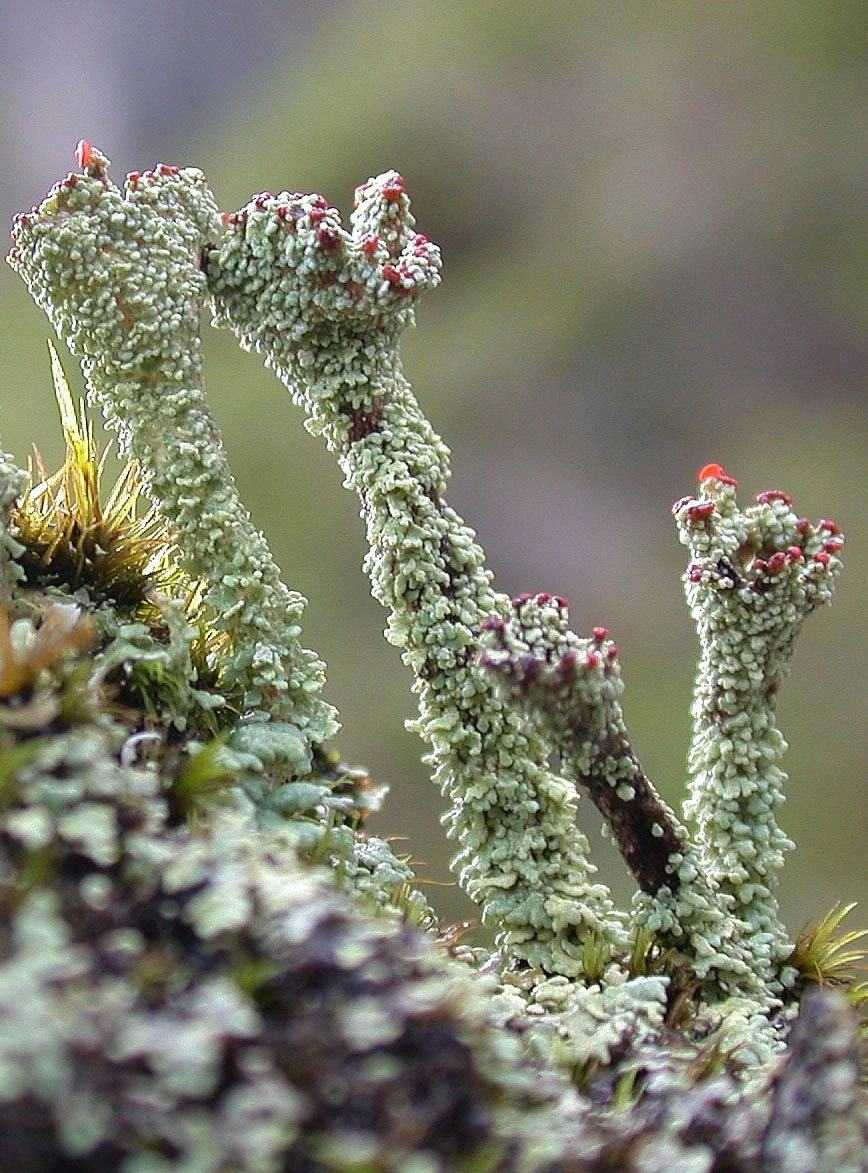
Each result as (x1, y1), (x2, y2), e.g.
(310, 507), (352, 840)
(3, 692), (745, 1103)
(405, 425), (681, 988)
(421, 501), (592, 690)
(697, 462), (738, 487)
(686, 500), (716, 523)
(74, 139), (92, 169)
(755, 490), (793, 507)
(697, 462), (726, 483)
(381, 175), (406, 202)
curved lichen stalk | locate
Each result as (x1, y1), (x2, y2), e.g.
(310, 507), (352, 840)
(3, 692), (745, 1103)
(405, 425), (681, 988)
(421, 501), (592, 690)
(207, 172), (627, 975)
(7, 144), (337, 759)
(478, 592), (760, 996)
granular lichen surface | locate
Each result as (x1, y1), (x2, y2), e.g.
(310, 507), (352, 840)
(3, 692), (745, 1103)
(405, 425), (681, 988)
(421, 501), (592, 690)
(1, 142), (864, 1171)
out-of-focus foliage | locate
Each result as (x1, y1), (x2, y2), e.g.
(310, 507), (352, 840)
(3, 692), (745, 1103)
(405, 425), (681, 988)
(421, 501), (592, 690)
(1, 0), (865, 931)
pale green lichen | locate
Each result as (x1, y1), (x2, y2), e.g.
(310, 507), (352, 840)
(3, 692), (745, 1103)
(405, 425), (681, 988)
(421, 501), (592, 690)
(2, 146), (865, 1171)
(523, 973), (672, 1070)
(0, 450), (27, 603)
(207, 171), (626, 977)
(478, 592), (762, 1000)
(761, 988), (868, 1171)
(0, 709), (572, 1170)
(675, 470), (844, 983)
(7, 146), (337, 756)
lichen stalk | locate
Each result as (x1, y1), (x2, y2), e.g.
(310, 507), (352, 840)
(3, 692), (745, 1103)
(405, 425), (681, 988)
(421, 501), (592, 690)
(207, 172), (626, 974)
(7, 145), (337, 753)
(479, 591), (759, 995)
(480, 595), (686, 897)
(675, 467), (843, 981)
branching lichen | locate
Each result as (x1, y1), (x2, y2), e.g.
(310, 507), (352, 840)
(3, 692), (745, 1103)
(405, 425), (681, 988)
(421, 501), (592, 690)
(2, 143), (865, 1171)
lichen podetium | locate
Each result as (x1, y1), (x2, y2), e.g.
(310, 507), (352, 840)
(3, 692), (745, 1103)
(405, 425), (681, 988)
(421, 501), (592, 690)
(3, 143), (864, 1171)
(8, 143), (338, 764)
(675, 467), (843, 984)
(207, 168), (627, 978)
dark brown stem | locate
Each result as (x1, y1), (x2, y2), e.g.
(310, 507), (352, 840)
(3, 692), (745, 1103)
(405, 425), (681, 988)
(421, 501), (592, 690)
(574, 729), (684, 895)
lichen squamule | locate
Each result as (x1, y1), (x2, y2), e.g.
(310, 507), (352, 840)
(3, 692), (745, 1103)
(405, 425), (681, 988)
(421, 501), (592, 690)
(1, 141), (864, 1171)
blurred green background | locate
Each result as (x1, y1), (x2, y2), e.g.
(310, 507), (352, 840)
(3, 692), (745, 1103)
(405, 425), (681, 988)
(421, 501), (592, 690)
(1, 0), (865, 936)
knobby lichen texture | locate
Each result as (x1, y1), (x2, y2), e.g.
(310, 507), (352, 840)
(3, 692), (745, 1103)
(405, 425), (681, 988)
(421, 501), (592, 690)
(2, 142), (865, 1171)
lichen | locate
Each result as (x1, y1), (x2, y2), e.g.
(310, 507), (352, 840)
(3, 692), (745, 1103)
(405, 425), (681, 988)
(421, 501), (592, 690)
(207, 168), (626, 977)
(2, 143), (865, 1171)
(8, 143), (337, 757)
(675, 465), (844, 984)
(478, 592), (760, 1000)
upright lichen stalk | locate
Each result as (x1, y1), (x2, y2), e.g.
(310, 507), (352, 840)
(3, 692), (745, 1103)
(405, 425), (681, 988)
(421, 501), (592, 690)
(675, 465), (844, 982)
(478, 592), (760, 997)
(207, 172), (626, 974)
(8, 144), (337, 754)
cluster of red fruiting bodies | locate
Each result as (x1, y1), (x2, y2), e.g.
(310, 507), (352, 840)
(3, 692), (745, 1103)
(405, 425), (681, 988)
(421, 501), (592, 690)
(66, 142), (431, 298)
(13, 144), (190, 239)
(675, 462), (842, 585)
(218, 188), (431, 294)
(12, 143), (442, 330)
(480, 594), (620, 680)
